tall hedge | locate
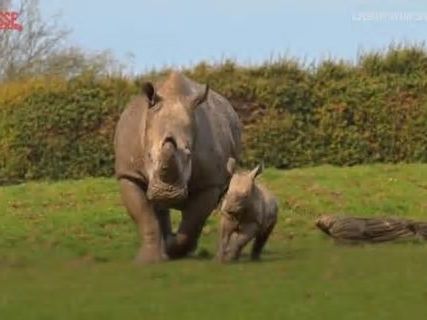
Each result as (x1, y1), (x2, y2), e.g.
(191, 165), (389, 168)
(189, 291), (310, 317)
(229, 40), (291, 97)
(1, 46), (427, 183)
(0, 74), (137, 184)
(243, 49), (427, 168)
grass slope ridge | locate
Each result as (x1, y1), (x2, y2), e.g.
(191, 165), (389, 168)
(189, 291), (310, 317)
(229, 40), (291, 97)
(0, 164), (427, 319)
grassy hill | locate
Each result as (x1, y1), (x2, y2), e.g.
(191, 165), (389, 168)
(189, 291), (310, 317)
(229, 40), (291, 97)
(1, 164), (427, 319)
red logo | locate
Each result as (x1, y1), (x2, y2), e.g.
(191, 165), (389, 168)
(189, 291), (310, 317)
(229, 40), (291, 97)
(0, 11), (23, 31)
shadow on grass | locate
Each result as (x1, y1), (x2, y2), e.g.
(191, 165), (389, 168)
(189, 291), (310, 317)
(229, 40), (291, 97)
(187, 247), (307, 265)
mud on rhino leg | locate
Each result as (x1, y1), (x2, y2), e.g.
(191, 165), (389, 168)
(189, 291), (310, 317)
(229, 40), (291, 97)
(166, 187), (221, 259)
(119, 179), (167, 263)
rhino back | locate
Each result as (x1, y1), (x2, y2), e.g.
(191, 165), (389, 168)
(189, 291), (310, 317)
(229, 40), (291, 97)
(188, 79), (242, 191)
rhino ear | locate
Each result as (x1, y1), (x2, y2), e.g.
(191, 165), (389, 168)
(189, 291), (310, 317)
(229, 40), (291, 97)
(226, 157), (236, 175)
(142, 82), (159, 108)
(189, 84), (209, 110)
(249, 162), (264, 180)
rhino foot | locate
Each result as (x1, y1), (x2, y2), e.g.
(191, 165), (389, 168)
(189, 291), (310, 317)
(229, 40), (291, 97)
(134, 247), (168, 265)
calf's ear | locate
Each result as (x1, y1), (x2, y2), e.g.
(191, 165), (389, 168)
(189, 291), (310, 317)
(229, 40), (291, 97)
(249, 162), (264, 180)
(226, 157), (236, 175)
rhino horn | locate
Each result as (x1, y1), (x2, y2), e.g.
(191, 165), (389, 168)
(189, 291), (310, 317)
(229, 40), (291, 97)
(159, 137), (180, 183)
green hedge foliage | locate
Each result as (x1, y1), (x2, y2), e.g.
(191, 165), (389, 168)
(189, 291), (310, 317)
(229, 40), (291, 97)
(1, 46), (427, 183)
(0, 74), (137, 183)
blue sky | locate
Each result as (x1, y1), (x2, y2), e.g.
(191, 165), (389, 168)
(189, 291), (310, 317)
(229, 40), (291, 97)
(40, 0), (427, 73)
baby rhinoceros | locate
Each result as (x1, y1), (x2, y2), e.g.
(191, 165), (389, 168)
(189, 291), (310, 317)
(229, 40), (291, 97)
(216, 158), (278, 262)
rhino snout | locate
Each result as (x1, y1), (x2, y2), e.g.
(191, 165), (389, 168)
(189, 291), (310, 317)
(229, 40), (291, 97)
(147, 179), (188, 204)
(221, 198), (244, 215)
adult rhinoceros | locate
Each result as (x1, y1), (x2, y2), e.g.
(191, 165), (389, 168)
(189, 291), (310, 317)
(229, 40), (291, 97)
(114, 72), (241, 263)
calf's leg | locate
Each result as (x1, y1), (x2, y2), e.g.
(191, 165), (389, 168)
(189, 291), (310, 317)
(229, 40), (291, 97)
(224, 223), (258, 261)
(251, 218), (277, 260)
(216, 216), (238, 262)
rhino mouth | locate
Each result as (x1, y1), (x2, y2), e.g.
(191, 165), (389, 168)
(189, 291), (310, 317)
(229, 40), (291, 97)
(221, 200), (244, 216)
(146, 180), (188, 204)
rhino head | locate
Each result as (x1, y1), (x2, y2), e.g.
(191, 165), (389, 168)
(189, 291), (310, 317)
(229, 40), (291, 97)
(221, 158), (263, 216)
(140, 77), (209, 204)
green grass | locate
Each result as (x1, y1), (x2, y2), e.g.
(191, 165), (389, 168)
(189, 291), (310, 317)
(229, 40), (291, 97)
(1, 164), (427, 319)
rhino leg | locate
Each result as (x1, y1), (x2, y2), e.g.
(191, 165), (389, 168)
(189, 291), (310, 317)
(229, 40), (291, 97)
(251, 218), (276, 260)
(224, 222), (258, 262)
(166, 187), (221, 259)
(119, 179), (167, 264)
(216, 216), (238, 262)
(155, 205), (172, 242)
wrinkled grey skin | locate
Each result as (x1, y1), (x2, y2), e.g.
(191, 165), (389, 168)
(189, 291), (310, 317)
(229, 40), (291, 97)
(114, 72), (241, 263)
(217, 158), (278, 262)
